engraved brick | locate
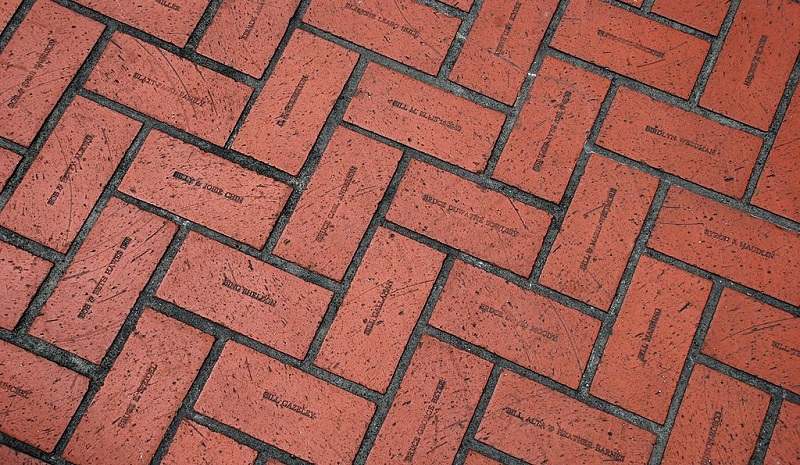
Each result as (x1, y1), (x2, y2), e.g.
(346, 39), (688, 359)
(157, 232), (332, 359)
(366, 334), (492, 464)
(430, 260), (600, 389)
(273, 128), (401, 280)
(0, 242), (51, 330)
(551, 0), (709, 98)
(649, 187), (800, 306)
(304, 0), (461, 75)
(387, 159), (551, 276)
(0, 444), (47, 465)
(493, 57), (610, 203)
(0, 147), (20, 190)
(540, 155), (658, 310)
(464, 451), (502, 465)
(86, 32), (251, 146)
(591, 256), (711, 424)
(162, 420), (258, 465)
(232, 30), (358, 175)
(764, 401), (800, 465)
(30, 198), (176, 363)
(316, 227), (445, 392)
(118, 131), (291, 249)
(0, 340), (89, 452)
(345, 63), (506, 172)
(0, 97), (140, 253)
(0, 0), (103, 146)
(64, 309), (214, 465)
(477, 370), (656, 464)
(652, 0), (728, 35)
(195, 341), (376, 465)
(0, 0), (22, 29)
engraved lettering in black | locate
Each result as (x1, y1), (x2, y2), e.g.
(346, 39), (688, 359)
(597, 29), (664, 59)
(117, 363), (157, 428)
(132, 72), (206, 107)
(78, 236), (132, 319)
(533, 91), (572, 172)
(363, 280), (393, 335)
(637, 308), (662, 363)
(388, 99), (462, 132)
(405, 379), (446, 462)
(316, 166), (358, 243)
(494, 2), (522, 56)
(744, 35), (768, 87)
(48, 134), (95, 206)
(422, 193), (519, 237)
(276, 75), (309, 127)
(0, 380), (33, 399)
(262, 390), (318, 419)
(580, 188), (617, 270)
(8, 38), (57, 108)
(645, 125), (718, 156)
(700, 410), (724, 465)
(171, 171), (245, 205)
(479, 303), (559, 342)
(222, 275), (277, 307)
(240, 1), (265, 40)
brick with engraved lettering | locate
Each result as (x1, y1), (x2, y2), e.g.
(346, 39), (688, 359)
(273, 128), (401, 280)
(119, 131), (291, 248)
(0, 444), (47, 465)
(157, 232), (332, 359)
(64, 309), (213, 465)
(477, 370), (655, 464)
(0, 97), (140, 253)
(493, 57), (609, 203)
(764, 401), (800, 465)
(591, 256), (711, 424)
(345, 63), (505, 172)
(465, 451), (503, 465)
(305, 0), (460, 75)
(652, 0), (728, 35)
(232, 30), (358, 175)
(701, 0), (800, 130)
(0, 0), (103, 146)
(0, 340), (89, 452)
(195, 341), (376, 465)
(0, 0), (22, 29)
(0, 242), (51, 330)
(551, 0), (709, 98)
(430, 260), (600, 389)
(366, 334), (491, 464)
(316, 227), (445, 392)
(0, 148), (20, 190)
(29, 198), (176, 363)
(662, 364), (769, 465)
(649, 187), (800, 306)
(540, 155), (658, 310)
(162, 420), (257, 465)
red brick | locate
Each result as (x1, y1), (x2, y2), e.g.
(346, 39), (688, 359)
(649, 187), (800, 306)
(85, 32), (251, 146)
(194, 341), (376, 465)
(651, 0), (728, 35)
(118, 130), (291, 249)
(661, 364), (769, 465)
(0, 340), (89, 452)
(440, 0), (473, 10)
(451, 0), (557, 104)
(477, 370), (655, 464)
(304, 0), (461, 75)
(157, 231), (332, 359)
(430, 260), (600, 389)
(387, 159), (551, 276)
(540, 155), (658, 310)
(0, 242), (51, 330)
(0, 97), (140, 253)
(591, 256), (711, 424)
(232, 30), (358, 175)
(162, 420), (257, 465)
(702, 288), (800, 395)
(551, 0), (710, 99)
(0, 0), (22, 29)
(0, 147), (20, 190)
(29, 198), (176, 363)
(619, 0), (643, 6)
(464, 451), (502, 465)
(273, 128), (401, 280)
(493, 57), (610, 203)
(64, 308), (214, 465)
(366, 334), (491, 464)
(764, 401), (800, 465)
(0, 445), (47, 465)
(315, 227), (445, 392)
(700, 0), (800, 130)
(345, 63), (506, 173)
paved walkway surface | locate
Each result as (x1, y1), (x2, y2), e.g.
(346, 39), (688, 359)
(1, 0), (799, 464)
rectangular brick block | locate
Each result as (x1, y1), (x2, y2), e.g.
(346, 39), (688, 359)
(0, 147), (20, 190)
(652, 0), (728, 35)
(0, 444), (47, 465)
(0, 0), (103, 146)
(493, 56), (610, 203)
(765, 401), (800, 465)
(345, 63), (506, 173)
(118, 130), (291, 249)
(387, 159), (551, 277)
(65, 309), (214, 465)
(0, 97), (140, 253)
(315, 227), (445, 392)
(366, 334), (492, 464)
(162, 420), (257, 465)
(157, 231), (332, 359)
(29, 198), (176, 364)
(430, 260), (600, 389)
(0, 242), (51, 330)
(0, 340), (89, 452)
(232, 30), (358, 175)
(700, 0), (800, 130)
(598, 87), (763, 198)
(551, 0), (710, 98)
(273, 127), (401, 280)
(591, 256), (711, 424)
(86, 32), (251, 146)
(649, 187), (800, 306)
(195, 341), (376, 465)
(662, 364), (769, 465)
(304, 0), (461, 75)
(540, 155), (658, 310)
(477, 370), (655, 464)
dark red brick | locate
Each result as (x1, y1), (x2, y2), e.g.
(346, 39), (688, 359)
(0, 445), (46, 465)
(0, 241), (51, 330)
(162, 420), (257, 465)
(464, 451), (502, 465)
(0, 147), (20, 190)
(764, 401), (800, 465)
(652, 0), (728, 35)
